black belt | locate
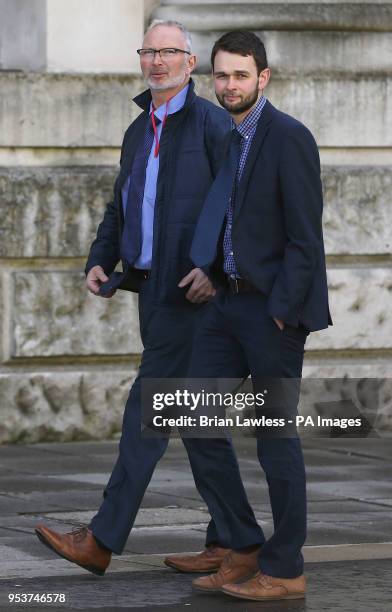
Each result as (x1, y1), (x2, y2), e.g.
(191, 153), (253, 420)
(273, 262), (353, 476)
(132, 268), (151, 280)
(226, 275), (258, 294)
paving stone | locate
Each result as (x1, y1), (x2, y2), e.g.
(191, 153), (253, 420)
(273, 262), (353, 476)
(1, 490), (104, 513)
(307, 479), (392, 501)
(305, 464), (392, 482)
(302, 447), (389, 467)
(30, 441), (119, 455)
(0, 476), (104, 494)
(0, 515), (79, 533)
(369, 498), (392, 507)
(0, 493), (70, 515)
(1, 560), (392, 610)
(0, 534), (52, 554)
(0, 544), (39, 563)
(307, 438), (392, 460)
(307, 499), (392, 514)
(0, 456), (117, 475)
(309, 512), (392, 527)
(0, 445), (72, 459)
(306, 523), (391, 546)
(123, 529), (206, 555)
(39, 508), (211, 529)
(0, 527), (31, 538)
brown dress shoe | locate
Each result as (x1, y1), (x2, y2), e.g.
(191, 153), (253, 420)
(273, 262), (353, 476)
(164, 545), (229, 573)
(35, 524), (111, 576)
(192, 547), (260, 592)
(222, 571), (306, 601)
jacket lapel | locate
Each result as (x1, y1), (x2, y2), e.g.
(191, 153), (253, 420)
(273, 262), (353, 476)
(234, 100), (276, 220)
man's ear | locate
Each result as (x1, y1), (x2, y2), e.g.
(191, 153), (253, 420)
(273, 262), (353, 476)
(258, 68), (271, 92)
(187, 54), (197, 75)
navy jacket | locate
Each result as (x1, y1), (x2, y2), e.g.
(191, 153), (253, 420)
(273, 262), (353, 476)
(85, 79), (231, 303)
(211, 100), (332, 332)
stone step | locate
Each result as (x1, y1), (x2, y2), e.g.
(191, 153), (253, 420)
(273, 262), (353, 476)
(0, 166), (390, 259)
(154, 3), (392, 31)
(1, 73), (391, 147)
(190, 30), (392, 74)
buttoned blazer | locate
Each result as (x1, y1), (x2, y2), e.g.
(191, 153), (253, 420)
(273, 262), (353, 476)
(227, 100), (332, 331)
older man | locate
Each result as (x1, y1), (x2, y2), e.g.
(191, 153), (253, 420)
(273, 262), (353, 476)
(34, 20), (264, 576)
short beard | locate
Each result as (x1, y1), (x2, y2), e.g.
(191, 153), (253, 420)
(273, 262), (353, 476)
(147, 70), (187, 92)
(216, 86), (259, 115)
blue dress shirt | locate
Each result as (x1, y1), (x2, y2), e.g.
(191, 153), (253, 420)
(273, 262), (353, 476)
(121, 83), (189, 269)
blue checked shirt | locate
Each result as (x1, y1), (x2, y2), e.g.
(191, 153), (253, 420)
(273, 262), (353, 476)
(223, 95), (267, 276)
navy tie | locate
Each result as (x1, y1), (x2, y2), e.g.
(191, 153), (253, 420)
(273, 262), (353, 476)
(121, 116), (160, 265)
(190, 129), (242, 268)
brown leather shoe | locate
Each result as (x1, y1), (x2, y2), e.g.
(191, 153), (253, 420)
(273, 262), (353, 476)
(192, 547), (260, 592)
(35, 524), (111, 576)
(164, 545), (229, 573)
(222, 571), (306, 600)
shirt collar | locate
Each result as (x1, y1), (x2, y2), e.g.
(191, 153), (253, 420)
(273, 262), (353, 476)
(149, 83), (190, 120)
(232, 95), (267, 139)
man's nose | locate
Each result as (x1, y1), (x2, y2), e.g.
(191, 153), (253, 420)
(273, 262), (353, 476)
(152, 51), (163, 65)
(226, 76), (237, 89)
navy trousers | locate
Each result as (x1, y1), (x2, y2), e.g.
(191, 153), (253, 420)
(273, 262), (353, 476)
(186, 288), (308, 578)
(89, 279), (264, 554)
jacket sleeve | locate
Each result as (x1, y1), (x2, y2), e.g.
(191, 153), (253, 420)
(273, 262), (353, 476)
(204, 107), (231, 179)
(199, 108), (231, 278)
(267, 123), (324, 327)
(84, 174), (121, 277)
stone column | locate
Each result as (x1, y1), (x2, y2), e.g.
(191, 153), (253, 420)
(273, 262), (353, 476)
(0, 0), (144, 72)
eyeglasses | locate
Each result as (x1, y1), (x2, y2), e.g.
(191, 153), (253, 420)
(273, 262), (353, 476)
(137, 48), (191, 59)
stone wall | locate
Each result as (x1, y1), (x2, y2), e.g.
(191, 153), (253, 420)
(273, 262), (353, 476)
(0, 1), (391, 442)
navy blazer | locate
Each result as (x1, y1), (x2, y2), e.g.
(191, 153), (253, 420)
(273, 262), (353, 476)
(220, 100), (332, 332)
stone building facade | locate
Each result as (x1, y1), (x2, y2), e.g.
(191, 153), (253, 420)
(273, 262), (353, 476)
(0, 0), (391, 442)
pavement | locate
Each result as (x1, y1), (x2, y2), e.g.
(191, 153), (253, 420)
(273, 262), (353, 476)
(0, 437), (391, 611)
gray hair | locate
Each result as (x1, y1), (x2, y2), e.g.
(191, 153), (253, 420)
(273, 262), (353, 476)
(146, 19), (192, 53)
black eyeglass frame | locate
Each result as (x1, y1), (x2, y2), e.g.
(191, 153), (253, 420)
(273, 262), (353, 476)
(137, 48), (191, 58)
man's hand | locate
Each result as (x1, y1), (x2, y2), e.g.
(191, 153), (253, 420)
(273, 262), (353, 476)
(86, 265), (116, 298)
(274, 317), (285, 331)
(178, 268), (216, 304)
